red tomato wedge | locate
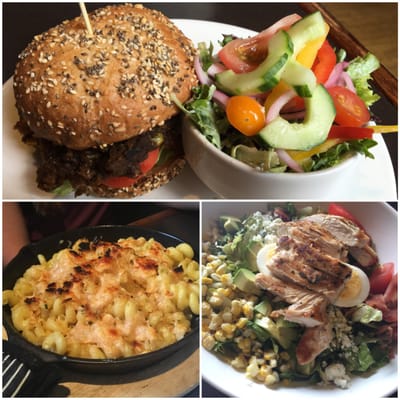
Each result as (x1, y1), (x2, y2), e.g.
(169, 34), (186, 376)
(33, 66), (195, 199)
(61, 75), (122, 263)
(369, 263), (395, 295)
(327, 203), (364, 230)
(327, 86), (370, 127)
(102, 148), (160, 189)
(218, 14), (301, 73)
(311, 40), (336, 84)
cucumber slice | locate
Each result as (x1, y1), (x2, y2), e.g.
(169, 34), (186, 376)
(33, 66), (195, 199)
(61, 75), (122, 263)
(216, 30), (293, 95)
(258, 84), (336, 151)
(281, 61), (317, 97)
(287, 11), (327, 56)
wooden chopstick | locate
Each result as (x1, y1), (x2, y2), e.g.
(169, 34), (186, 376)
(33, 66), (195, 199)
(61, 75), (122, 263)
(300, 3), (398, 106)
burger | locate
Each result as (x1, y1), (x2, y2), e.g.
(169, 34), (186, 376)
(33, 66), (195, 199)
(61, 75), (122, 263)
(13, 3), (198, 198)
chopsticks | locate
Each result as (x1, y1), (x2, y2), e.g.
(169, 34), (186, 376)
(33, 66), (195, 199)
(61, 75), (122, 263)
(300, 3), (398, 106)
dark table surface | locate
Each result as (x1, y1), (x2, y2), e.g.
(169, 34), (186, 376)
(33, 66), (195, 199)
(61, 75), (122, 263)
(2, 2), (398, 187)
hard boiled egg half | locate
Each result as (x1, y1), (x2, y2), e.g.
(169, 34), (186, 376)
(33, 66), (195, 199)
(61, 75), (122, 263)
(256, 243), (370, 308)
(333, 264), (370, 308)
(256, 242), (277, 276)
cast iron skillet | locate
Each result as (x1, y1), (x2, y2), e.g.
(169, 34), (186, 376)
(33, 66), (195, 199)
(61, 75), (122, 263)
(3, 225), (199, 375)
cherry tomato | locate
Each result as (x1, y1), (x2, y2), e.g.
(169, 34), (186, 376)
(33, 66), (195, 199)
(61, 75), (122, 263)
(328, 86), (370, 127)
(327, 203), (364, 230)
(369, 263), (395, 294)
(311, 40), (336, 84)
(218, 14), (301, 73)
(102, 148), (160, 189)
(226, 96), (265, 136)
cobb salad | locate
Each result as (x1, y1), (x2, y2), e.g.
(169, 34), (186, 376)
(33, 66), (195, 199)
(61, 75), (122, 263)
(201, 203), (397, 389)
(175, 12), (396, 173)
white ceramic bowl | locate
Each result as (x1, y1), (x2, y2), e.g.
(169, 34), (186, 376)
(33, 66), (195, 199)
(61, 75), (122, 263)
(201, 201), (398, 398)
(183, 118), (360, 199)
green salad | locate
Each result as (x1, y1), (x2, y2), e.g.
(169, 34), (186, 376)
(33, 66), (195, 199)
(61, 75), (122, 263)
(175, 12), (387, 173)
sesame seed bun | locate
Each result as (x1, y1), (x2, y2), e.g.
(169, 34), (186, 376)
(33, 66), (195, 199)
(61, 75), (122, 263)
(13, 3), (197, 150)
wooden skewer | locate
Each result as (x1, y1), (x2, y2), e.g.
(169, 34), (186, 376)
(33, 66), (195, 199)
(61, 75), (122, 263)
(79, 2), (93, 36)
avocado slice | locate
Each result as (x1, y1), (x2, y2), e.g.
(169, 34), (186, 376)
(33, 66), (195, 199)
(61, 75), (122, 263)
(233, 268), (261, 295)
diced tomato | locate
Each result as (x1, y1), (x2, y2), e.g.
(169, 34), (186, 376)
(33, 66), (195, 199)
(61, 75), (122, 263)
(327, 203), (364, 229)
(327, 86), (370, 127)
(101, 148), (160, 189)
(311, 40), (336, 84)
(384, 272), (398, 309)
(218, 14), (301, 73)
(369, 263), (395, 294)
(327, 125), (374, 140)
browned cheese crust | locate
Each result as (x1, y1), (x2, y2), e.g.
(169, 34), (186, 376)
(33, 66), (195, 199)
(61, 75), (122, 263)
(13, 4), (198, 150)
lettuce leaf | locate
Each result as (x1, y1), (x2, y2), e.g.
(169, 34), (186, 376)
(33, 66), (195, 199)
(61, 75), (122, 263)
(172, 85), (228, 149)
(346, 53), (381, 107)
(352, 303), (383, 324)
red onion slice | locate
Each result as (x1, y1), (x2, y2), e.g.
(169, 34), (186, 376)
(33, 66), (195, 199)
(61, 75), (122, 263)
(276, 148), (304, 172)
(194, 55), (213, 86)
(265, 89), (297, 123)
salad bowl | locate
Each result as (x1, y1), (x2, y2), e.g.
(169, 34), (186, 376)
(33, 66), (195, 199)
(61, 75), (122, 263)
(183, 117), (360, 199)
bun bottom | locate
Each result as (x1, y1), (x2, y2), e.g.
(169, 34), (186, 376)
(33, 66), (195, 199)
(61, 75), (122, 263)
(74, 158), (186, 198)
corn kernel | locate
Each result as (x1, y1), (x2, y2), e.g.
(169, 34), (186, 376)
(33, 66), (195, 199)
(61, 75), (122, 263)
(221, 323), (236, 335)
(264, 350), (276, 361)
(236, 317), (248, 329)
(214, 329), (226, 342)
(242, 302), (254, 319)
(231, 300), (242, 317)
(202, 333), (216, 351)
(202, 277), (213, 285)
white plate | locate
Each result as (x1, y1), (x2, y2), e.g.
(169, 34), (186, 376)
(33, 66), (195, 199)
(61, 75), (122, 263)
(201, 201), (398, 398)
(2, 19), (397, 200)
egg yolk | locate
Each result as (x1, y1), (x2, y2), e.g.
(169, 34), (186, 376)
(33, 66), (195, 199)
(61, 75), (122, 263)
(338, 270), (361, 302)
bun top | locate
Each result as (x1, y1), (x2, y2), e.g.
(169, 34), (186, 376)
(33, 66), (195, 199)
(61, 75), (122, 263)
(13, 4), (197, 150)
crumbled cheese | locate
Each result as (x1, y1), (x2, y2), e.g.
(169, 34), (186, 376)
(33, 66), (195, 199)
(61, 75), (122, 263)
(324, 363), (351, 389)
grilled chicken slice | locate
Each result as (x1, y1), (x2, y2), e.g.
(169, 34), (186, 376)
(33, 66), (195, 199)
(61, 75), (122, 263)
(266, 236), (351, 302)
(255, 274), (328, 327)
(304, 214), (378, 268)
(278, 236), (352, 281)
(296, 322), (333, 365)
(277, 220), (348, 260)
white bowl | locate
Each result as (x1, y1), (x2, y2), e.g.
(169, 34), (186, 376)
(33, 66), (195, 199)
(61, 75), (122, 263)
(183, 118), (360, 199)
(201, 201), (398, 398)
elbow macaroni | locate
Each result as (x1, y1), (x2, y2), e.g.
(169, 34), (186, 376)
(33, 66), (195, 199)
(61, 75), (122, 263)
(4, 236), (199, 359)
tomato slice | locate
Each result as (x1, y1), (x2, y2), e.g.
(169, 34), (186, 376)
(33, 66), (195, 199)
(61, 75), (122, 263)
(102, 176), (139, 189)
(327, 86), (370, 127)
(311, 40), (336, 84)
(218, 14), (301, 73)
(102, 148), (160, 189)
(369, 263), (395, 295)
(327, 203), (364, 229)
(327, 125), (374, 140)
(138, 148), (160, 174)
